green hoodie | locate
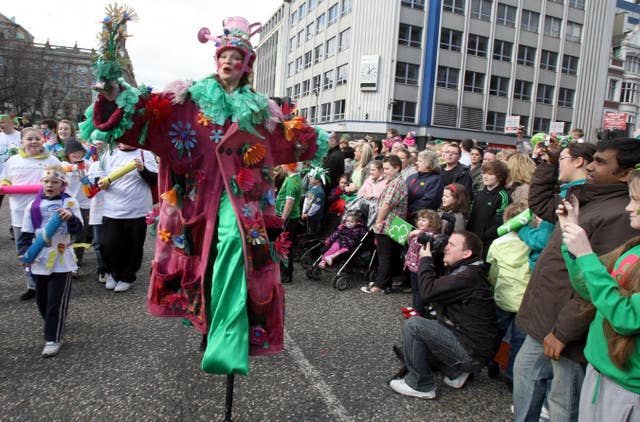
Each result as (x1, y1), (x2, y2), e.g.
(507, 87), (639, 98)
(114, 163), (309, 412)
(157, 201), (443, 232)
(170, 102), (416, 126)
(563, 244), (640, 393)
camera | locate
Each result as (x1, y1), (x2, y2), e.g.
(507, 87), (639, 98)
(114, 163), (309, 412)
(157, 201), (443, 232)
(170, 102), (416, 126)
(416, 212), (457, 255)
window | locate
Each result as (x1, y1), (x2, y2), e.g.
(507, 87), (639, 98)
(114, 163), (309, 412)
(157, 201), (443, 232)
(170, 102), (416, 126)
(493, 39), (512, 61)
(288, 61), (295, 77)
(566, 22), (582, 43)
(489, 75), (509, 97)
(323, 70), (334, 89)
(306, 23), (314, 40)
(540, 50), (558, 71)
(396, 62), (420, 85)
(341, 0), (352, 15)
(607, 79), (619, 101)
(517, 45), (536, 66)
(536, 84), (554, 104)
(286, 87), (292, 98)
(326, 37), (337, 57)
(626, 56), (640, 75)
(521, 10), (540, 32)
(533, 117), (551, 133)
(558, 88), (575, 107)
(321, 102), (331, 122)
(562, 54), (579, 76)
(440, 28), (462, 52)
(295, 56), (303, 73)
(289, 36), (296, 52)
(336, 63), (348, 85)
(302, 79), (311, 96)
(314, 44), (324, 63)
(339, 28), (351, 52)
(334, 99), (346, 119)
(399, 24), (422, 48)
(486, 111), (506, 131)
(464, 71), (485, 93)
(569, 0), (585, 9)
(328, 4), (339, 26)
(299, 3), (307, 18)
(621, 82), (638, 104)
(391, 100), (417, 123)
(291, 10), (298, 25)
(297, 30), (304, 47)
(300, 108), (308, 119)
(309, 106), (317, 124)
(312, 74), (321, 91)
(402, 0), (425, 9)
(304, 51), (313, 69)
(309, 0), (317, 11)
(443, 0), (465, 14)
(316, 14), (325, 33)
(470, 0), (492, 22)
(437, 66), (459, 89)
(514, 80), (533, 100)
(467, 34), (489, 57)
(496, 3), (516, 27)
(293, 83), (301, 99)
(544, 16), (562, 37)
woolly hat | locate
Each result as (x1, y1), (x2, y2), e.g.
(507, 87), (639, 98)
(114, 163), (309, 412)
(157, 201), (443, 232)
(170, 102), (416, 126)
(41, 165), (67, 184)
(63, 137), (86, 157)
(198, 17), (263, 74)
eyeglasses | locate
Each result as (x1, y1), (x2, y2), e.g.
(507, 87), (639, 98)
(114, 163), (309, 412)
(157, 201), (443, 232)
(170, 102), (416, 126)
(559, 155), (573, 161)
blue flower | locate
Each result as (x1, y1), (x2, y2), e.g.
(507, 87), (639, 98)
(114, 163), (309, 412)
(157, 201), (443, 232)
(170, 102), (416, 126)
(210, 129), (224, 144)
(169, 121), (197, 157)
(263, 189), (276, 206)
(242, 204), (252, 217)
(172, 235), (185, 249)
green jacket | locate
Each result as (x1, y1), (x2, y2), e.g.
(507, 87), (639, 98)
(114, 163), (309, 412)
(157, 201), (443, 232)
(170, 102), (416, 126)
(486, 232), (531, 312)
(275, 173), (302, 221)
(563, 245), (640, 393)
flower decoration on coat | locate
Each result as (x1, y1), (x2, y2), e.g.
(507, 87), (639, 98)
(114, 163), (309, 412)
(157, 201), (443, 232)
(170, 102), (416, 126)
(249, 326), (269, 347)
(242, 203), (252, 217)
(145, 206), (160, 225)
(242, 143), (267, 167)
(210, 128), (224, 144)
(261, 189), (276, 209)
(235, 167), (255, 192)
(242, 215), (268, 245)
(282, 115), (306, 141)
(160, 185), (183, 208)
(196, 112), (212, 127)
(142, 95), (172, 122)
(158, 229), (172, 243)
(166, 292), (188, 311)
(169, 121), (197, 158)
(270, 231), (291, 265)
(172, 234), (185, 249)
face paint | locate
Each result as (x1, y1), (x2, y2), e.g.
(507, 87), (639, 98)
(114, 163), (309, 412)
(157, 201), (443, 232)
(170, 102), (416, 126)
(233, 62), (243, 70)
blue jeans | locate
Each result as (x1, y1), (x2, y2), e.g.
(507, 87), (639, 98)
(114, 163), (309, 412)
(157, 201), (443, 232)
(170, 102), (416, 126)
(402, 317), (478, 392)
(409, 272), (425, 315)
(495, 308), (527, 380)
(513, 335), (585, 422)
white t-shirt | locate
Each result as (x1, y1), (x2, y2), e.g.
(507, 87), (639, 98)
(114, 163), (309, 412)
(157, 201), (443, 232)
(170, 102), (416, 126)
(0, 131), (21, 174)
(62, 158), (92, 210)
(87, 161), (106, 225)
(459, 150), (471, 166)
(1, 153), (61, 226)
(101, 149), (158, 219)
(21, 195), (83, 275)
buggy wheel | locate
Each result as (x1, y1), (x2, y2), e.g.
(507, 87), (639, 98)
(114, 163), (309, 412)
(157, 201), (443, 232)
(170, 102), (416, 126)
(334, 275), (349, 291)
(306, 266), (321, 280)
(300, 254), (315, 269)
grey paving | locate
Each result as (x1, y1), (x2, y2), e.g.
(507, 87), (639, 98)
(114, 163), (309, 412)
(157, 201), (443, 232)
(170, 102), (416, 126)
(0, 206), (512, 421)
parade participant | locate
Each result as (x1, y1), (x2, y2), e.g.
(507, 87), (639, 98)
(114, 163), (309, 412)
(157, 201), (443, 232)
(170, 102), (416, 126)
(0, 114), (21, 211)
(79, 7), (325, 374)
(47, 119), (77, 161)
(275, 163), (303, 284)
(17, 165), (83, 357)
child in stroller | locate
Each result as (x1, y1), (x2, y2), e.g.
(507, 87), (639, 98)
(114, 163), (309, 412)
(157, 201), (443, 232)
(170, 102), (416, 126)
(319, 211), (368, 269)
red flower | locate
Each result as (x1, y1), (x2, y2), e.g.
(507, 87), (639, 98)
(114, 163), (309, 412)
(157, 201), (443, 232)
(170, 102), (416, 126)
(274, 231), (292, 260)
(142, 95), (172, 123)
(166, 292), (188, 310)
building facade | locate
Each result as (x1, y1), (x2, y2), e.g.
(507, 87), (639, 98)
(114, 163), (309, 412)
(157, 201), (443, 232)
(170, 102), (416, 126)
(255, 0), (616, 145)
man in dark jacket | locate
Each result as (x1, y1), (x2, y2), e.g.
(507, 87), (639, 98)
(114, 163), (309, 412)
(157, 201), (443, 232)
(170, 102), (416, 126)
(440, 142), (473, 196)
(389, 231), (498, 399)
(322, 132), (344, 194)
(513, 138), (640, 422)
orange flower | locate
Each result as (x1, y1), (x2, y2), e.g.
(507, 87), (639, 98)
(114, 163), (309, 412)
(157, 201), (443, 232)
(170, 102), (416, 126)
(160, 188), (178, 207)
(242, 143), (267, 167)
(197, 112), (212, 127)
(158, 229), (172, 243)
(282, 116), (305, 141)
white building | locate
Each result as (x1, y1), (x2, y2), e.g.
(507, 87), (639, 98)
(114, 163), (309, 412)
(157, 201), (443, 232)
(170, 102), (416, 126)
(255, 0), (616, 145)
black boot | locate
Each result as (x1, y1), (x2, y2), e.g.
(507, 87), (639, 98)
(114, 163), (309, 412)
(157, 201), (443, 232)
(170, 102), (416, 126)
(20, 289), (35, 301)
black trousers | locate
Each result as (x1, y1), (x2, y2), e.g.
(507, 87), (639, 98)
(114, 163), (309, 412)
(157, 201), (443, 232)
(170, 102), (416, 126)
(101, 216), (147, 284)
(375, 233), (400, 290)
(32, 272), (72, 343)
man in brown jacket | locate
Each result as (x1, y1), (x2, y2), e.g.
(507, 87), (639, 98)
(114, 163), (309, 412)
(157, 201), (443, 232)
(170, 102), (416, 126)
(513, 138), (640, 422)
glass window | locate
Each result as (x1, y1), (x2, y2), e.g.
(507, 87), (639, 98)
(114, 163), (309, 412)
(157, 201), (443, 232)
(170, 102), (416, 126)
(486, 111), (506, 132)
(328, 4), (339, 26)
(316, 14), (326, 33)
(517, 45), (536, 66)
(540, 50), (558, 71)
(291, 10), (298, 25)
(470, 0), (492, 22)
(626, 56), (640, 75)
(620, 82), (638, 104)
(562, 54), (579, 76)
(339, 28), (351, 52)
(493, 39), (513, 61)
(464, 71), (485, 93)
(467, 34), (489, 57)
(302, 79), (311, 96)
(437, 66), (459, 89)
(401, 0), (425, 9)
(443, 0), (465, 14)
(295, 57), (303, 73)
(533, 117), (551, 133)
(399, 24), (423, 48)
(440, 28), (462, 52)
(299, 3), (307, 18)
(337, 63), (348, 85)
(521, 10), (540, 33)
(321, 102), (331, 122)
(297, 30), (304, 47)
(536, 83), (554, 104)
(489, 75), (509, 97)
(496, 3), (517, 27)
(323, 70), (334, 89)
(544, 16), (562, 38)
(334, 99), (346, 119)
(314, 44), (324, 63)
(306, 23), (314, 40)
(309, 0), (317, 11)
(309, 106), (317, 124)
(341, 0), (352, 15)
(607, 79), (619, 101)
(304, 50), (313, 68)
(312, 74), (321, 91)
(396, 62), (420, 85)
(289, 36), (296, 52)
(558, 88), (575, 107)
(569, 0), (585, 9)
(391, 100), (417, 123)
(288, 61), (295, 77)
(566, 22), (582, 43)
(293, 83), (301, 98)
(326, 37), (337, 57)
(514, 79), (533, 100)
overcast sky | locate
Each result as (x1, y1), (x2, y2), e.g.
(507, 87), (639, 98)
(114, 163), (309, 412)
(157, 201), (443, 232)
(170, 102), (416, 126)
(3, 0), (284, 89)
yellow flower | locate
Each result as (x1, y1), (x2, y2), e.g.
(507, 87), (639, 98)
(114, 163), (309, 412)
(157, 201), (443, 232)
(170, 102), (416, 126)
(158, 229), (172, 243)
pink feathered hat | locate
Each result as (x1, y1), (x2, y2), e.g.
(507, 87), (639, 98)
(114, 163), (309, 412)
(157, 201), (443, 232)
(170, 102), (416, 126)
(197, 17), (263, 74)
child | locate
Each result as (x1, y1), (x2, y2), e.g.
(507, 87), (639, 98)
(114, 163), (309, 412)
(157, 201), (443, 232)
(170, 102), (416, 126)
(466, 160), (511, 259)
(404, 209), (442, 315)
(319, 211), (367, 269)
(61, 138), (91, 273)
(301, 167), (327, 235)
(328, 174), (351, 216)
(17, 165), (83, 357)
(485, 201), (531, 383)
(403, 131), (416, 149)
(438, 183), (470, 232)
(1, 128), (61, 300)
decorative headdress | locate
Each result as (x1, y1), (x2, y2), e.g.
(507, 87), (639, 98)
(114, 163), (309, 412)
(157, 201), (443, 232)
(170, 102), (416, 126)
(92, 4), (138, 86)
(305, 166), (330, 186)
(0, 114), (18, 123)
(197, 17), (263, 74)
(41, 165), (67, 184)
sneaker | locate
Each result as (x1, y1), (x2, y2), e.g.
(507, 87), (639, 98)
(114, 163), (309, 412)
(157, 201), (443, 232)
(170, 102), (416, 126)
(20, 289), (36, 301)
(360, 285), (382, 294)
(540, 404), (550, 421)
(114, 281), (131, 292)
(105, 275), (117, 290)
(444, 372), (471, 389)
(42, 341), (62, 358)
(97, 273), (107, 284)
(389, 378), (436, 399)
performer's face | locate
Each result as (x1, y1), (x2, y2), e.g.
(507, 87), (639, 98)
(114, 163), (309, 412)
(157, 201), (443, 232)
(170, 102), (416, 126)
(217, 49), (245, 85)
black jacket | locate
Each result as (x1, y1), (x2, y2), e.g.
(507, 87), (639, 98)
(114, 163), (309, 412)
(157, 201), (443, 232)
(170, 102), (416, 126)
(322, 145), (344, 191)
(440, 163), (473, 197)
(418, 256), (499, 363)
(466, 185), (510, 258)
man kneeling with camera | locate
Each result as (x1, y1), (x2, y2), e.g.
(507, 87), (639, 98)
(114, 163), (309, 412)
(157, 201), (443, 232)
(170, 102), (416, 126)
(390, 231), (499, 399)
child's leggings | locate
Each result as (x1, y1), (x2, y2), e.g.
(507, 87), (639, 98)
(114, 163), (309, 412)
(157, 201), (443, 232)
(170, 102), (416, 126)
(322, 242), (349, 260)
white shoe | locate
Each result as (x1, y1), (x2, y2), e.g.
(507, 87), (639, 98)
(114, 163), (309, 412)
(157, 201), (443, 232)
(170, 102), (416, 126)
(389, 378), (436, 399)
(114, 281), (131, 292)
(105, 275), (117, 290)
(42, 341), (62, 357)
(97, 273), (107, 284)
(444, 372), (471, 389)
